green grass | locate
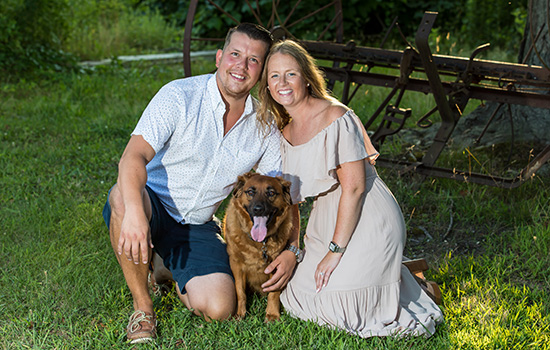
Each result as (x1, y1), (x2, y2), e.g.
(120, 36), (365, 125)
(63, 1), (182, 61)
(1, 60), (549, 349)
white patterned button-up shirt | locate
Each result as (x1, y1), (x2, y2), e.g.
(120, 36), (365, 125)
(132, 74), (282, 224)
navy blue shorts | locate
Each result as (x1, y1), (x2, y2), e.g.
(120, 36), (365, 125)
(102, 185), (233, 294)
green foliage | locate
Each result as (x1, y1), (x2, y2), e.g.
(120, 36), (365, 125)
(0, 0), (532, 77)
(0, 0), (77, 76)
(460, 0), (528, 55)
(141, 0), (527, 51)
(0, 0), (182, 76)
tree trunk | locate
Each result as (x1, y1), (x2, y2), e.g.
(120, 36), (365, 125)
(452, 0), (550, 148)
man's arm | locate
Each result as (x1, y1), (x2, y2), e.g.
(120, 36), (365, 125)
(261, 204), (300, 292)
(117, 135), (156, 265)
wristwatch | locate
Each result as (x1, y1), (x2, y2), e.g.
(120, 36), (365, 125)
(286, 244), (304, 263)
(329, 241), (347, 254)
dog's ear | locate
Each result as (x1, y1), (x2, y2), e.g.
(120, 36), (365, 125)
(279, 178), (293, 205)
(232, 172), (256, 197)
(232, 176), (246, 198)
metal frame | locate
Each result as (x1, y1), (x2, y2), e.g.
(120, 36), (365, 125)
(300, 12), (550, 188)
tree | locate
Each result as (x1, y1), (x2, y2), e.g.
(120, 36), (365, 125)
(453, 0), (550, 148)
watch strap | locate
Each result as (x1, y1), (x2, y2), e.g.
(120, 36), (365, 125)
(286, 244), (304, 262)
(329, 241), (347, 254)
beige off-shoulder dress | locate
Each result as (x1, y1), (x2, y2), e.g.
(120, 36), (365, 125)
(280, 110), (443, 338)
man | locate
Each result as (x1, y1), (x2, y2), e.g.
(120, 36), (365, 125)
(102, 23), (301, 344)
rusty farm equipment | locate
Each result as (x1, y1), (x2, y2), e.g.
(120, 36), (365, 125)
(182, 1), (550, 188)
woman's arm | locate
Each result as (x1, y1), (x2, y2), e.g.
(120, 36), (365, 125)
(315, 158), (366, 292)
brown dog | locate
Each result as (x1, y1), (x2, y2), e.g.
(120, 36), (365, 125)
(223, 172), (294, 322)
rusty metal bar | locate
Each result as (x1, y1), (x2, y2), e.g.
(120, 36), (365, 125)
(377, 143), (550, 188)
(415, 12), (462, 167)
(301, 41), (550, 88)
(183, 0), (199, 77)
(319, 67), (550, 109)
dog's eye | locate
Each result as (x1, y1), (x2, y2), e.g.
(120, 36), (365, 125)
(266, 190), (277, 197)
(245, 189), (256, 196)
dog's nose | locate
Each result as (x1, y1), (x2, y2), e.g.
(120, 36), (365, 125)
(252, 203), (265, 215)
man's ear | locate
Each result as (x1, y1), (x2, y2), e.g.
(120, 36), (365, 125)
(215, 49), (223, 68)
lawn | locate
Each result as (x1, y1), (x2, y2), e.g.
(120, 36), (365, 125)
(1, 60), (549, 349)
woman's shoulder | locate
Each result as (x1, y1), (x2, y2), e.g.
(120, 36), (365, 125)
(324, 101), (350, 124)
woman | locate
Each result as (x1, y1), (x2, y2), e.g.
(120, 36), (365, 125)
(258, 40), (444, 338)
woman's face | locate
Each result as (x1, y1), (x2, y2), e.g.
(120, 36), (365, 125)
(266, 52), (309, 109)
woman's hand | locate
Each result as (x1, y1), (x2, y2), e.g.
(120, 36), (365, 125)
(315, 252), (343, 293)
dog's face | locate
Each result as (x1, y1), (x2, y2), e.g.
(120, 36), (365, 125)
(232, 172), (292, 243)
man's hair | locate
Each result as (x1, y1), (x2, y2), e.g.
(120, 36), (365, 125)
(223, 23), (273, 53)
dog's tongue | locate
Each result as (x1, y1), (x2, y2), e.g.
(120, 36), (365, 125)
(251, 216), (268, 242)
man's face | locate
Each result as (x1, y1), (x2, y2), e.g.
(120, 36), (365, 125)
(215, 32), (269, 102)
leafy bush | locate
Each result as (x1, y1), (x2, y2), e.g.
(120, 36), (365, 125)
(460, 0), (527, 55)
(0, 0), (76, 77)
(0, 0), (530, 78)
(0, 0), (181, 77)
(137, 0), (528, 52)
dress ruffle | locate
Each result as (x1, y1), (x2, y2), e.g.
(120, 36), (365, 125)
(281, 265), (443, 338)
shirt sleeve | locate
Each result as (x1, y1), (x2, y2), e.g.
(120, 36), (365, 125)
(132, 81), (184, 153)
(255, 124), (283, 177)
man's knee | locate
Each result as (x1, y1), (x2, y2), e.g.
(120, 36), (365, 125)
(194, 300), (235, 321)
(183, 274), (236, 320)
(196, 295), (235, 320)
(108, 184), (125, 218)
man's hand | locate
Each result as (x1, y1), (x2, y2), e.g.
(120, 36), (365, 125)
(117, 209), (153, 265)
(261, 250), (297, 292)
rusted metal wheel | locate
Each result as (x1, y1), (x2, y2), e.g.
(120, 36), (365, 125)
(183, 0), (344, 77)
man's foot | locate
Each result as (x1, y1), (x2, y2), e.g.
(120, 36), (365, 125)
(148, 270), (173, 297)
(148, 254), (174, 297)
(126, 310), (157, 344)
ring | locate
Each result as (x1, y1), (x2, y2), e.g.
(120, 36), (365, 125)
(319, 272), (325, 276)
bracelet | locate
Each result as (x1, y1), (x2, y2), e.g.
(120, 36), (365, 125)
(286, 244), (304, 263)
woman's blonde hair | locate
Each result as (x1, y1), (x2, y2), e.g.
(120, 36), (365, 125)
(257, 40), (333, 130)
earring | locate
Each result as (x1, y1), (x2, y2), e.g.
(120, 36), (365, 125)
(307, 83), (310, 87)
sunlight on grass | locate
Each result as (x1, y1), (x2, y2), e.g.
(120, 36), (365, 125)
(1, 62), (549, 349)
(436, 249), (550, 349)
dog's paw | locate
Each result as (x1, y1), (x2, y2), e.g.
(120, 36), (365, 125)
(234, 308), (246, 320)
(233, 313), (245, 321)
(264, 313), (281, 323)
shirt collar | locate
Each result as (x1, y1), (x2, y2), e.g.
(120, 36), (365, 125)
(209, 73), (256, 118)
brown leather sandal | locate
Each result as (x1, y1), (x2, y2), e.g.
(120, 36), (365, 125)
(126, 310), (157, 344)
(403, 258), (443, 305)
